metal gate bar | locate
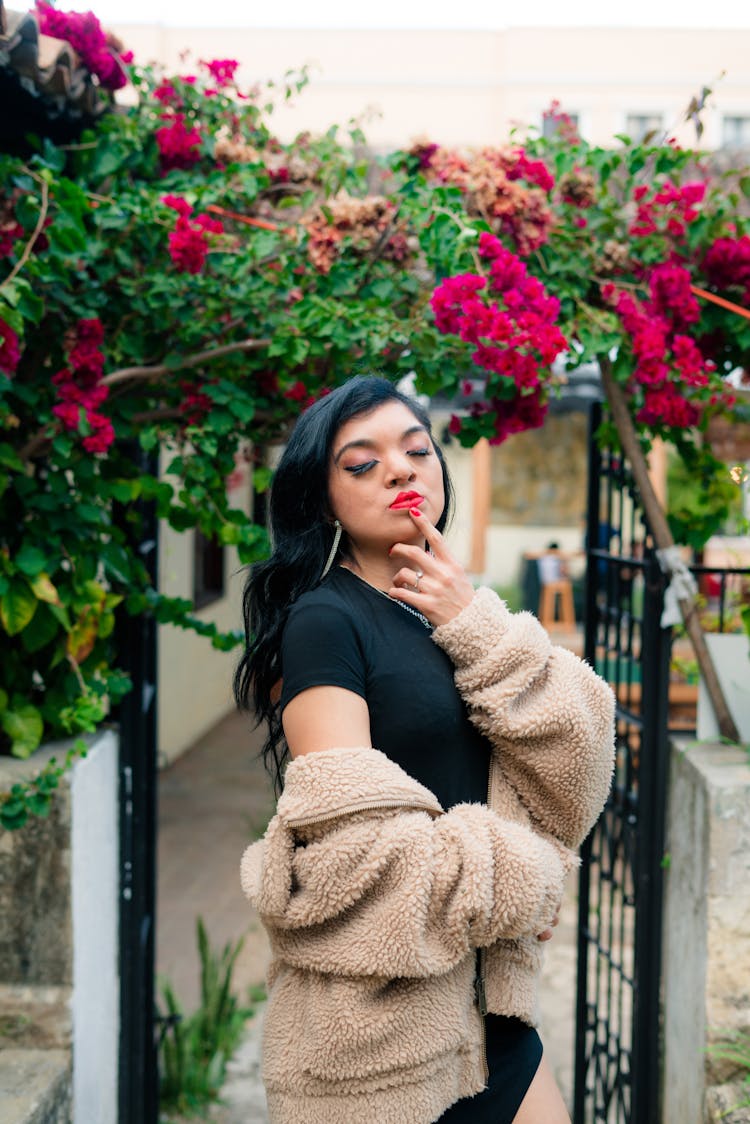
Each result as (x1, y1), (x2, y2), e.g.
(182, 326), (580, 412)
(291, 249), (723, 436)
(574, 408), (670, 1124)
(115, 445), (159, 1123)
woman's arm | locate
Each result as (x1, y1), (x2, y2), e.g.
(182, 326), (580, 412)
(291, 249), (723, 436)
(283, 684), (371, 757)
(432, 590), (615, 850)
(242, 738), (568, 979)
(388, 512), (615, 851)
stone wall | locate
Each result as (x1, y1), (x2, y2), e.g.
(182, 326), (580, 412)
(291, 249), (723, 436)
(663, 740), (750, 1124)
(0, 729), (119, 1124)
(489, 412), (588, 528)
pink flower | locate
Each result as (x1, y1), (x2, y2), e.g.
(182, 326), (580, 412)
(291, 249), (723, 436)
(0, 319), (21, 375)
(154, 81), (179, 105)
(0, 220), (24, 258)
(647, 263), (700, 330)
(178, 379), (215, 425)
(51, 319), (113, 452)
(167, 211), (223, 274)
(490, 388), (548, 445)
(155, 114), (202, 173)
(703, 235), (750, 300)
(53, 400), (81, 428)
(507, 150), (555, 193)
(629, 178), (707, 241)
(162, 195), (193, 218)
(431, 249), (566, 431)
(284, 380), (309, 403)
(636, 387), (700, 428)
(200, 57), (240, 88)
(35, 3), (126, 90)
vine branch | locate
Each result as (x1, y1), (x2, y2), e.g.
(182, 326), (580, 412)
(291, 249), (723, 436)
(18, 336), (272, 461)
(102, 336), (272, 387)
(598, 355), (740, 743)
(0, 177), (50, 291)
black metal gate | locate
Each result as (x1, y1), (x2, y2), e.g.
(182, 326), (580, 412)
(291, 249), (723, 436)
(573, 406), (671, 1124)
(115, 445), (160, 1123)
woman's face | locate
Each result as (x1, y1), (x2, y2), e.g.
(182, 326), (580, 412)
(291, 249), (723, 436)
(328, 400), (446, 556)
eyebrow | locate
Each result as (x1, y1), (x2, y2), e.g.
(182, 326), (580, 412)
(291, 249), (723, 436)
(333, 424), (428, 465)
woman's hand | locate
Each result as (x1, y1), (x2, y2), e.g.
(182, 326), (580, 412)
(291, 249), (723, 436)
(537, 902), (561, 942)
(388, 508), (476, 628)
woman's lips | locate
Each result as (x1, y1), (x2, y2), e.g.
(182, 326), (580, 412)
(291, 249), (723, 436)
(389, 491), (425, 510)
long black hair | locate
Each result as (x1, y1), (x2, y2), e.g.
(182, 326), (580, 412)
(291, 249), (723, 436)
(233, 375), (454, 791)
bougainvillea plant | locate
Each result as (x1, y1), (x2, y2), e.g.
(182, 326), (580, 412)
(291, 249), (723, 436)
(1, 11), (748, 826)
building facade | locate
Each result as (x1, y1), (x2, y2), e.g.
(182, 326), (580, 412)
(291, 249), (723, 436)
(115, 23), (750, 150)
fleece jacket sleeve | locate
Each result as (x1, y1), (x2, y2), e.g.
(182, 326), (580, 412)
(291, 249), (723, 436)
(241, 798), (566, 979)
(432, 587), (616, 850)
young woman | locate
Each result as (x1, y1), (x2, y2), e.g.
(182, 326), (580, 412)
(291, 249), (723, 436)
(236, 376), (615, 1124)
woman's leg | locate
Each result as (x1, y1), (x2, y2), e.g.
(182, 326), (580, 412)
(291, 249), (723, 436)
(512, 1056), (571, 1124)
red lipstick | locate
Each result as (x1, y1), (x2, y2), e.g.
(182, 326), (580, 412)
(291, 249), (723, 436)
(389, 491), (424, 510)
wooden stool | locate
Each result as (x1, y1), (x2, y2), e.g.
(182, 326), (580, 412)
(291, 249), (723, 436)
(538, 580), (576, 630)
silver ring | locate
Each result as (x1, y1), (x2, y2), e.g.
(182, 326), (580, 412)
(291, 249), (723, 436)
(414, 568), (423, 593)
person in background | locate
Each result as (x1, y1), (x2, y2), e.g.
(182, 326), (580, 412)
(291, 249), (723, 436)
(537, 541), (566, 586)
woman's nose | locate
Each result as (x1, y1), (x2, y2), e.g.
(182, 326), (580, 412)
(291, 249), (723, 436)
(387, 455), (416, 485)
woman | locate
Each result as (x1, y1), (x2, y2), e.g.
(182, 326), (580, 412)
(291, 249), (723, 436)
(236, 376), (615, 1124)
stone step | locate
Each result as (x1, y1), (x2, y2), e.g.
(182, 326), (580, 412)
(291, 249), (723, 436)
(0, 1049), (71, 1124)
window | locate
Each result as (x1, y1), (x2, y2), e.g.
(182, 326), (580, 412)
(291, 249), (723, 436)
(722, 116), (750, 149)
(625, 114), (663, 143)
(542, 110), (580, 139)
(193, 531), (225, 609)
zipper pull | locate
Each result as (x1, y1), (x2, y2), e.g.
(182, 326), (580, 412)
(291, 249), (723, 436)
(474, 973), (488, 1017)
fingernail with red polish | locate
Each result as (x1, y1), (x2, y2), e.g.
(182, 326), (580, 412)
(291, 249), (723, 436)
(410, 507), (421, 517)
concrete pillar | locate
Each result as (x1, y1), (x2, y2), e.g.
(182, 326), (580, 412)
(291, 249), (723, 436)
(663, 740), (750, 1124)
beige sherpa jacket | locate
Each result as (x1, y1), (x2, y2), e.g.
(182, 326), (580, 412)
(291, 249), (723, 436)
(240, 587), (615, 1124)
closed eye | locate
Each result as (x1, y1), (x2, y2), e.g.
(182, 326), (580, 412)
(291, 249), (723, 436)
(408, 448), (431, 457)
(344, 460), (378, 475)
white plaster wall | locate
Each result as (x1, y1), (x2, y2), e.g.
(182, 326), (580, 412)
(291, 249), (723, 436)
(157, 520), (245, 764)
(441, 436), (474, 572)
(112, 23), (750, 150)
(486, 525), (585, 588)
(157, 451), (253, 765)
(70, 728), (119, 1124)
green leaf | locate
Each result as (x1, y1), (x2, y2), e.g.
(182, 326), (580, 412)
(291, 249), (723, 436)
(2, 703), (44, 758)
(228, 398), (255, 424)
(0, 443), (24, 471)
(218, 523), (241, 546)
(48, 601), (72, 632)
(41, 138), (66, 173)
(0, 800), (28, 831)
(14, 544), (47, 576)
(29, 573), (60, 604)
(1, 579), (38, 635)
(91, 141), (128, 179)
(0, 688), (7, 713)
(21, 604), (60, 653)
(101, 542), (132, 584)
(252, 465), (273, 493)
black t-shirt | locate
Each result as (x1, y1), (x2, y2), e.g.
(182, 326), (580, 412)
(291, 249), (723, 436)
(280, 566), (490, 809)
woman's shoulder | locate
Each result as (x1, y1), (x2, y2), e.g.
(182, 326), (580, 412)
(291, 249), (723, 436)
(284, 569), (362, 635)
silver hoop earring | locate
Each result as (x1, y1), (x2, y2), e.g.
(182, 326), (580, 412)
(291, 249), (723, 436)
(320, 519), (342, 580)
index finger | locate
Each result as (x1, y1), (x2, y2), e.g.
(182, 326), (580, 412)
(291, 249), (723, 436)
(409, 507), (450, 558)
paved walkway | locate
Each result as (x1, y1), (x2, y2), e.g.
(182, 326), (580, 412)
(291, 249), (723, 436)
(158, 710), (580, 1121)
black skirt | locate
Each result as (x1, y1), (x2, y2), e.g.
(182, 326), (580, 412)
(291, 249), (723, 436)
(435, 1014), (543, 1124)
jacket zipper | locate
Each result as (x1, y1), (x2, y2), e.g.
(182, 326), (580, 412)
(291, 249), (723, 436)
(475, 755), (498, 1085)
